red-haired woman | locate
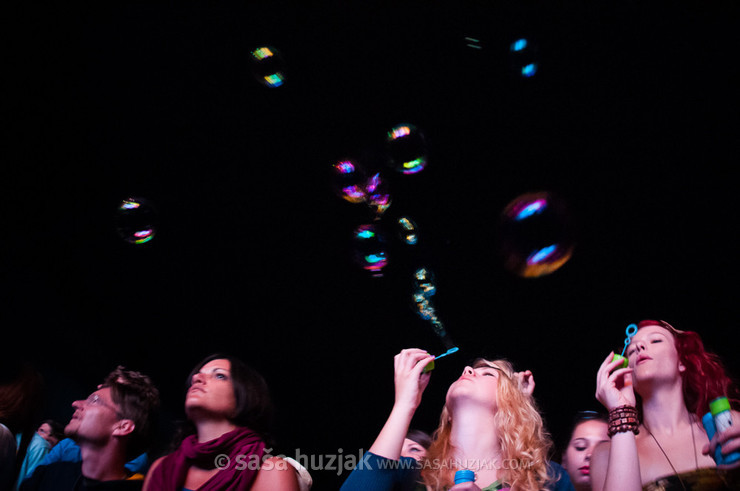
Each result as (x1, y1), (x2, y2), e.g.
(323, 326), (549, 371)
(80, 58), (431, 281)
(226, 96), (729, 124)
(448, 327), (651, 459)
(592, 320), (740, 490)
(341, 348), (573, 490)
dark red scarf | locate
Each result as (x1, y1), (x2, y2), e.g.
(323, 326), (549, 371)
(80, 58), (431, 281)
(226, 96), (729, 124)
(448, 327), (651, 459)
(148, 426), (266, 490)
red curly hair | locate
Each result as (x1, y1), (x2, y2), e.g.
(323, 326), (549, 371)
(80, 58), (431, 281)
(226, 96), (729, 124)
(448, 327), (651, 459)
(636, 320), (739, 420)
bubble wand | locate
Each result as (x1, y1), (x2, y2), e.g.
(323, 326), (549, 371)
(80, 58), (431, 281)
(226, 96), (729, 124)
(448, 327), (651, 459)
(612, 323), (637, 368)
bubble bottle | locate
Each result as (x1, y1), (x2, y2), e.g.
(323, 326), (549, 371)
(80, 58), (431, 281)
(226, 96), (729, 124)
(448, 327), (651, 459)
(701, 396), (740, 465)
(454, 470), (475, 485)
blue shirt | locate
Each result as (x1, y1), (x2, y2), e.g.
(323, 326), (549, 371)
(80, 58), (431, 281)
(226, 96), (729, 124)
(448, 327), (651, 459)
(15, 434), (51, 490)
(38, 438), (149, 474)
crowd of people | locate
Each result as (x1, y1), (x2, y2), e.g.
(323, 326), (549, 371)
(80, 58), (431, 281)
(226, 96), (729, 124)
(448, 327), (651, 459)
(1, 320), (738, 490)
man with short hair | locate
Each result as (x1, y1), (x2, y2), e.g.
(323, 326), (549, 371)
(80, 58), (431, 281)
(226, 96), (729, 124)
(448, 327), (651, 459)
(21, 367), (160, 491)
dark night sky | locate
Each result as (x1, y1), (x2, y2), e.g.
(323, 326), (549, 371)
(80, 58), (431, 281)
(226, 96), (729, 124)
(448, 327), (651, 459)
(3, 2), (739, 489)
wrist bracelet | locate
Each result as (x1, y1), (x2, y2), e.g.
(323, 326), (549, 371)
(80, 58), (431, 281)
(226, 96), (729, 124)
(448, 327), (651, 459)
(607, 405), (639, 437)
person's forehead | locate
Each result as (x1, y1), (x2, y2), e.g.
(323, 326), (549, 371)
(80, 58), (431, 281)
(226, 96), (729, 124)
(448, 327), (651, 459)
(474, 361), (502, 371)
(573, 419), (608, 438)
(201, 359), (232, 372)
(93, 386), (114, 400)
(634, 325), (672, 339)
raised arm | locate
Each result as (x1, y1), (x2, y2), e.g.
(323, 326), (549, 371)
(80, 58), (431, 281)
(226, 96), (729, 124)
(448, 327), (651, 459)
(592, 352), (641, 491)
(368, 348), (435, 460)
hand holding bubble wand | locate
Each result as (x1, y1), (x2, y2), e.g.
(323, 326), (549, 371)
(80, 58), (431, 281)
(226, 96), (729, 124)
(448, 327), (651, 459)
(412, 268), (459, 372)
(612, 323), (638, 368)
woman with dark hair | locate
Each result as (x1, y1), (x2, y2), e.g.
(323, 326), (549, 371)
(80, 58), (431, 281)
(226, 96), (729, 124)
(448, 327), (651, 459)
(592, 320), (740, 490)
(560, 412), (608, 491)
(143, 354), (299, 491)
(341, 348), (573, 490)
(402, 429), (432, 461)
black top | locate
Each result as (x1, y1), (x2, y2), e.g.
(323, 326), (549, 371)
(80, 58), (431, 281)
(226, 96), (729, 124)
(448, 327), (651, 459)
(19, 462), (143, 491)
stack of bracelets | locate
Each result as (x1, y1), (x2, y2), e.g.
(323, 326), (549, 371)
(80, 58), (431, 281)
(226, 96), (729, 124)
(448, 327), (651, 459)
(608, 405), (640, 437)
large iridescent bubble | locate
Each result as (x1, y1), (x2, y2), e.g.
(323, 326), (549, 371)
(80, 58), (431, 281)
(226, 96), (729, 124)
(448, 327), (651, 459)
(498, 191), (575, 278)
(386, 123), (428, 175)
(115, 197), (157, 245)
(249, 46), (286, 88)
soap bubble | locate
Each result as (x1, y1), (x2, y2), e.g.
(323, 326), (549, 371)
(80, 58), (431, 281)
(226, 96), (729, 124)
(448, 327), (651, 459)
(331, 159), (368, 204)
(413, 267), (437, 298)
(498, 191), (575, 277)
(386, 123), (428, 175)
(115, 197), (157, 245)
(351, 224), (388, 276)
(331, 159), (392, 217)
(365, 172), (392, 217)
(397, 216), (418, 245)
(509, 37), (539, 79)
(249, 46), (286, 88)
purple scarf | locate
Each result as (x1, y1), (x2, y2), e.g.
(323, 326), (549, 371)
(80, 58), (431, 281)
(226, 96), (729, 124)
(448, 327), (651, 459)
(148, 426), (266, 491)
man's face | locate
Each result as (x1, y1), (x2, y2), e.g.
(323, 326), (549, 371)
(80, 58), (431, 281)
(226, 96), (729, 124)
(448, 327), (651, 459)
(65, 387), (121, 445)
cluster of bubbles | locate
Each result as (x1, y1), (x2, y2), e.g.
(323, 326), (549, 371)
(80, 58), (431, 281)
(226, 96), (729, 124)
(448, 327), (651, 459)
(114, 197), (157, 245)
(331, 123), (429, 277)
(330, 125), (457, 347)
(412, 267), (457, 351)
(498, 191), (575, 278)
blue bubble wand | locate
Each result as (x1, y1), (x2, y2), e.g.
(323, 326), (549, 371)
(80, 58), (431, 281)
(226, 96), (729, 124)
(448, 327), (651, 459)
(612, 323), (638, 368)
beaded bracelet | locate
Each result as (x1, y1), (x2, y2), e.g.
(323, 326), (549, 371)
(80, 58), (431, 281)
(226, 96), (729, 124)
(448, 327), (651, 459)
(607, 405), (640, 437)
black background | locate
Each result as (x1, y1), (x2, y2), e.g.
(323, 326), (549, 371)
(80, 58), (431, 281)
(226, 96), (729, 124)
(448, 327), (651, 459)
(4, 2), (739, 489)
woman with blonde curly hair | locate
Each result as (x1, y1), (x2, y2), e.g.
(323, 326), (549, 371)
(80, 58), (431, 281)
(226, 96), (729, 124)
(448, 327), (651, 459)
(340, 348), (573, 491)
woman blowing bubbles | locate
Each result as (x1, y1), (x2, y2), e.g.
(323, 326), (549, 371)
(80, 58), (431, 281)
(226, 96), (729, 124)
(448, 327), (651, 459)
(341, 348), (574, 490)
(592, 320), (740, 491)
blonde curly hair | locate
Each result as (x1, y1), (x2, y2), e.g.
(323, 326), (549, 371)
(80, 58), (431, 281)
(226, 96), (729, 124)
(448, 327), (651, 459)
(420, 359), (554, 491)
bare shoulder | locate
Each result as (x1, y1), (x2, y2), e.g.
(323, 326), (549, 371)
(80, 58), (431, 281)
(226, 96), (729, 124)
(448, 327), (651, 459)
(251, 456), (300, 491)
(142, 456), (166, 491)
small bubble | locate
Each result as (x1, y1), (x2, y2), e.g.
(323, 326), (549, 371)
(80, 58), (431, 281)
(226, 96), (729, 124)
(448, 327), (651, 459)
(365, 172), (392, 217)
(331, 160), (392, 217)
(115, 197), (157, 245)
(249, 46), (286, 88)
(331, 159), (368, 204)
(351, 224), (389, 277)
(498, 191), (575, 278)
(413, 267), (437, 298)
(386, 123), (428, 175)
(397, 216), (418, 245)
(509, 37), (539, 79)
